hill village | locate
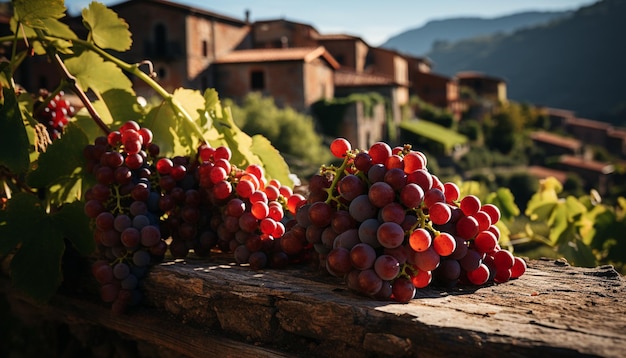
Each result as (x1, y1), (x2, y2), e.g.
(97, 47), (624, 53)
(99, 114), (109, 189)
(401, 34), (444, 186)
(2, 0), (624, 196)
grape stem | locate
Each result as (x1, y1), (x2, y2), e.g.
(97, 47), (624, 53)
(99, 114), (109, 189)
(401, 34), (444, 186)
(110, 184), (124, 216)
(32, 29), (111, 135)
(397, 263), (418, 280)
(323, 153), (353, 206)
(411, 208), (440, 236)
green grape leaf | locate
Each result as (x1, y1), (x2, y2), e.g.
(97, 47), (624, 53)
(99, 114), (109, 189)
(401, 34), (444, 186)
(101, 88), (142, 130)
(0, 88), (31, 174)
(173, 88), (208, 155)
(563, 196), (587, 221)
(82, 1), (132, 51)
(12, 0), (65, 30)
(0, 194), (38, 254)
(81, 89), (142, 136)
(0, 192), (65, 301)
(250, 135), (294, 187)
(65, 50), (133, 95)
(527, 201), (558, 222)
(26, 123), (89, 193)
(42, 17), (77, 39)
(555, 235), (597, 268)
(213, 106), (262, 169)
(204, 88), (221, 113)
(146, 88), (213, 158)
(52, 201), (95, 256)
(579, 204), (608, 246)
(74, 109), (110, 145)
(9, 17), (75, 55)
(548, 203), (568, 245)
(589, 209), (619, 250)
(10, 217), (65, 302)
(486, 187), (520, 221)
(144, 102), (179, 158)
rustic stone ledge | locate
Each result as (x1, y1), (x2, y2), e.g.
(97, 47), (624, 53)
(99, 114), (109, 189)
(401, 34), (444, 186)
(3, 256), (625, 357)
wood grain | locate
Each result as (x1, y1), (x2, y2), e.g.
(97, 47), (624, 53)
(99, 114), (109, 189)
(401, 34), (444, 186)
(4, 256), (625, 357)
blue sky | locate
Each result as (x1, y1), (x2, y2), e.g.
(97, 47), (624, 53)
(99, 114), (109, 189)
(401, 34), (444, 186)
(64, 0), (598, 46)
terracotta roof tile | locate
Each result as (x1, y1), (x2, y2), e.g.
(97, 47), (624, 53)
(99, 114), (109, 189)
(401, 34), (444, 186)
(214, 46), (339, 69)
(566, 117), (612, 130)
(334, 70), (395, 87)
(315, 33), (363, 41)
(530, 131), (582, 150)
(456, 71), (506, 83)
(527, 166), (569, 183)
(559, 155), (614, 174)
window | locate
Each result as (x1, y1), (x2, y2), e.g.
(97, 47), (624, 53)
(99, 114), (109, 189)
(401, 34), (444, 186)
(202, 40), (208, 57)
(158, 67), (167, 79)
(251, 70), (265, 90)
(155, 24), (167, 56)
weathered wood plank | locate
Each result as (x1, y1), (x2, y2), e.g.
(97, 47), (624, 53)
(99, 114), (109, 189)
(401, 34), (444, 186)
(141, 256), (626, 357)
(4, 256), (625, 357)
(2, 280), (292, 358)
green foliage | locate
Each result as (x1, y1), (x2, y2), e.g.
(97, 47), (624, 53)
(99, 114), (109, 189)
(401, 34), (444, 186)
(82, 1), (132, 51)
(485, 111), (517, 154)
(0, 88), (30, 174)
(12, 0), (65, 30)
(0, 193), (93, 301)
(0, 0), (293, 302)
(505, 172), (539, 212)
(410, 96), (455, 128)
(227, 93), (331, 170)
(457, 119), (482, 142)
(311, 92), (386, 138)
(65, 51), (133, 94)
(399, 119), (467, 156)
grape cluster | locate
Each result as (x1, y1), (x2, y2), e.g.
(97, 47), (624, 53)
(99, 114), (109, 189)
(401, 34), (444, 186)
(284, 138), (527, 303)
(83, 121), (308, 311)
(35, 90), (76, 140)
(83, 121), (167, 313)
(153, 154), (220, 259)
(195, 144), (306, 269)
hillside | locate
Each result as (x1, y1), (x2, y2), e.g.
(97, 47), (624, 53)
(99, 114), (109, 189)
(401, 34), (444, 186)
(381, 11), (571, 56)
(424, 0), (626, 125)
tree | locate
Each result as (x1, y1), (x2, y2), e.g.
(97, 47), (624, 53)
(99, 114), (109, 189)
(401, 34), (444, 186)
(226, 93), (331, 171)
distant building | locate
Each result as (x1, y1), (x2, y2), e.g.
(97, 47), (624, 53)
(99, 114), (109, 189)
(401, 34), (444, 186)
(2, 0), (514, 150)
(110, 0), (251, 96)
(213, 46), (338, 112)
(556, 155), (614, 194)
(542, 107), (576, 130)
(457, 71), (507, 105)
(565, 117), (612, 148)
(529, 131), (583, 157)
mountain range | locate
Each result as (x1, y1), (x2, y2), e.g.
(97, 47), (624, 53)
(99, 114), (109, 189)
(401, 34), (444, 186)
(382, 11), (571, 56)
(383, 0), (625, 125)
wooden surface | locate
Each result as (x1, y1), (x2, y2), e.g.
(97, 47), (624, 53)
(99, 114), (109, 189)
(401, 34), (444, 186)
(4, 255), (626, 357)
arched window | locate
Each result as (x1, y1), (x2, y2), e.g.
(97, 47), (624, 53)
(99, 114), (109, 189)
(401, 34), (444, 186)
(155, 24), (167, 56)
